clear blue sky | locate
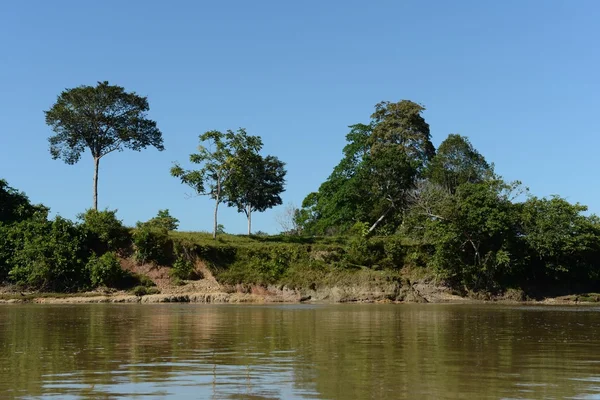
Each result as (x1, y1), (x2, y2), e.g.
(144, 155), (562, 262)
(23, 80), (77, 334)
(1, 0), (599, 233)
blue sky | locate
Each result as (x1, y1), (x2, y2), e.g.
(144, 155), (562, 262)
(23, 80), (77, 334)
(1, 0), (599, 233)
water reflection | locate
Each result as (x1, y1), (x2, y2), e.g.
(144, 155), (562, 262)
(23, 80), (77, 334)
(1, 304), (600, 399)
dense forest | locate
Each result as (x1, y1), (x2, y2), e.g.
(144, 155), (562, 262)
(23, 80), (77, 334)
(1, 82), (599, 297)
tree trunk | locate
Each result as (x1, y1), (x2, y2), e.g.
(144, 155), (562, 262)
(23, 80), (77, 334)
(247, 204), (252, 235)
(213, 198), (219, 240)
(368, 206), (394, 234)
(93, 157), (100, 210)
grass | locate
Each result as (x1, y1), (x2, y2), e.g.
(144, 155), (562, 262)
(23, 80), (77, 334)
(170, 231), (349, 248)
(165, 232), (422, 288)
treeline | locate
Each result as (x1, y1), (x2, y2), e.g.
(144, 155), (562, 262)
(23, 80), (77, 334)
(295, 100), (600, 293)
(0, 179), (192, 292)
(2, 80), (599, 296)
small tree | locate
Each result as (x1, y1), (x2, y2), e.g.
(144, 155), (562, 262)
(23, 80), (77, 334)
(226, 153), (286, 235)
(171, 129), (261, 239)
(146, 209), (179, 231)
(45, 81), (164, 210)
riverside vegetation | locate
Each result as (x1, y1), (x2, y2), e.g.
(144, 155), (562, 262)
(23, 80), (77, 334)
(1, 82), (600, 302)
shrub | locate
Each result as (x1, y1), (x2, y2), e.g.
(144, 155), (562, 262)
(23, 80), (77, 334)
(383, 237), (406, 268)
(169, 255), (195, 280)
(145, 209), (179, 231)
(132, 223), (173, 265)
(87, 251), (127, 288)
(132, 285), (160, 296)
(78, 209), (130, 253)
(7, 217), (90, 292)
(343, 236), (370, 266)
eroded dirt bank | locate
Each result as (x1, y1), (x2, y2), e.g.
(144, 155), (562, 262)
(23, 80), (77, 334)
(0, 277), (595, 305)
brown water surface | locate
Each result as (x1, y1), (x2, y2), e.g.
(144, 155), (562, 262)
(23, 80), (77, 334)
(1, 304), (600, 399)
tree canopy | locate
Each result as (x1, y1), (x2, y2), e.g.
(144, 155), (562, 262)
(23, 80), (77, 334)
(427, 134), (492, 194)
(298, 100), (435, 235)
(45, 81), (164, 209)
(171, 128), (284, 237)
(226, 152), (286, 234)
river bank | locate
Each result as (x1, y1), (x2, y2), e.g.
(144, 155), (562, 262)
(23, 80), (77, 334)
(1, 277), (598, 305)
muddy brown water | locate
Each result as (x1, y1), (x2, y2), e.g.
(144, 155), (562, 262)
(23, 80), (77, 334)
(2, 304), (600, 399)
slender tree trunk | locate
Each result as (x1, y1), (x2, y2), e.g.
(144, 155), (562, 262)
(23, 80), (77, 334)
(213, 198), (219, 240)
(93, 157), (100, 210)
(213, 179), (222, 240)
(247, 204), (252, 235)
(368, 206), (394, 234)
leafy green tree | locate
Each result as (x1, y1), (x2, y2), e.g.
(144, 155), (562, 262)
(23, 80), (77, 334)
(298, 124), (375, 235)
(226, 152), (286, 235)
(362, 147), (415, 233)
(0, 179), (48, 223)
(427, 134), (492, 194)
(78, 208), (130, 253)
(404, 180), (521, 290)
(171, 128), (261, 238)
(87, 251), (129, 288)
(299, 101), (435, 235)
(0, 180), (49, 281)
(520, 196), (600, 284)
(45, 81), (164, 210)
(132, 222), (172, 265)
(145, 209), (179, 231)
(370, 100), (435, 171)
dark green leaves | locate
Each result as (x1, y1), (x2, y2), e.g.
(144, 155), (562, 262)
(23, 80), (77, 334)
(427, 134), (492, 194)
(226, 153), (286, 215)
(45, 81), (164, 161)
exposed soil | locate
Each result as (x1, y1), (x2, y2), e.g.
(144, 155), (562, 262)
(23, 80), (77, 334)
(1, 259), (599, 305)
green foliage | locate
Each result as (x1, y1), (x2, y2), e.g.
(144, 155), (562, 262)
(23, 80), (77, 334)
(370, 100), (435, 171)
(78, 209), (130, 252)
(170, 255), (195, 280)
(299, 101), (434, 235)
(132, 285), (160, 296)
(45, 81), (164, 209)
(135, 273), (156, 288)
(45, 81), (164, 164)
(226, 151), (287, 234)
(383, 237), (406, 268)
(7, 217), (90, 292)
(427, 134), (492, 194)
(213, 244), (308, 285)
(349, 222), (370, 237)
(171, 128), (263, 238)
(0, 179), (48, 224)
(342, 236), (388, 268)
(132, 223), (172, 265)
(520, 196), (600, 282)
(145, 209), (179, 231)
(87, 251), (128, 288)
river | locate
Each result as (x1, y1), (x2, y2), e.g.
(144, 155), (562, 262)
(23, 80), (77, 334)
(1, 304), (600, 399)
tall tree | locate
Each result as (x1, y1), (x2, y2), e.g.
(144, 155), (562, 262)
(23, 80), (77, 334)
(297, 123), (373, 235)
(370, 100), (435, 171)
(170, 129), (261, 239)
(45, 81), (164, 210)
(427, 134), (491, 194)
(298, 101), (435, 235)
(226, 153), (286, 235)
